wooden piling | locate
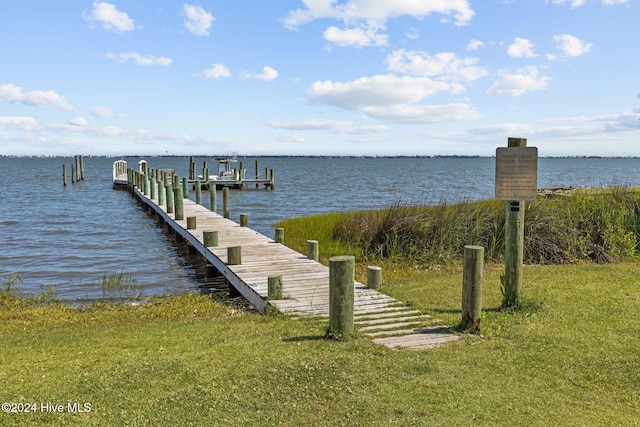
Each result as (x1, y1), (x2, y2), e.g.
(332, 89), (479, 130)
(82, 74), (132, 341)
(71, 163), (75, 184)
(461, 245), (484, 333)
(173, 186), (184, 220)
(240, 214), (248, 227)
(307, 240), (319, 262)
(367, 266), (382, 289)
(203, 230), (219, 247)
(274, 228), (284, 244)
(187, 216), (196, 229)
(182, 177), (188, 198)
(158, 179), (164, 207)
(209, 184), (217, 212)
(227, 246), (241, 265)
(268, 275), (283, 300)
(62, 164), (67, 187)
(223, 187), (230, 219)
(150, 176), (156, 199)
(195, 180), (202, 204)
(255, 160), (259, 188)
(328, 255), (355, 340)
(165, 185), (174, 213)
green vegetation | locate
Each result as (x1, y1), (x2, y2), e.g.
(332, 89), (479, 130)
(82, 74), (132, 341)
(97, 272), (141, 298)
(2, 191), (640, 425)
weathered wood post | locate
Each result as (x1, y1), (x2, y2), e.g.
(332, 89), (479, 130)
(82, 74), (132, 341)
(209, 184), (217, 212)
(461, 245), (484, 333)
(223, 187), (230, 219)
(328, 255), (355, 340)
(71, 162), (75, 184)
(274, 228), (284, 244)
(143, 174), (149, 196)
(182, 177), (188, 198)
(165, 184), (174, 213)
(240, 214), (248, 227)
(268, 275), (283, 300)
(189, 156), (194, 180)
(79, 155), (84, 180)
(195, 180), (202, 204)
(173, 186), (184, 220)
(158, 178), (164, 207)
(503, 137), (526, 308)
(150, 176), (156, 199)
(227, 246), (241, 265)
(187, 216), (196, 229)
(255, 160), (259, 188)
(367, 266), (382, 289)
(203, 230), (219, 247)
(307, 240), (319, 262)
(63, 164), (67, 187)
(270, 169), (275, 190)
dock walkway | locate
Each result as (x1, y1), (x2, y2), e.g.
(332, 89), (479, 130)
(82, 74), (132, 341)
(132, 187), (461, 350)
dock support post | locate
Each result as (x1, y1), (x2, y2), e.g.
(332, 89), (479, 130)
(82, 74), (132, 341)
(150, 176), (156, 199)
(165, 185), (174, 214)
(268, 275), (283, 300)
(209, 183), (217, 212)
(203, 230), (218, 247)
(270, 169), (275, 190)
(255, 160), (259, 188)
(187, 216), (196, 229)
(173, 186), (184, 220)
(158, 178), (164, 207)
(367, 266), (382, 289)
(195, 180), (201, 204)
(223, 188), (230, 219)
(182, 177), (188, 198)
(71, 163), (75, 184)
(461, 245), (484, 333)
(79, 155), (84, 180)
(328, 255), (355, 340)
(63, 164), (67, 187)
(274, 228), (284, 244)
(307, 240), (319, 262)
(227, 246), (241, 265)
(240, 214), (248, 227)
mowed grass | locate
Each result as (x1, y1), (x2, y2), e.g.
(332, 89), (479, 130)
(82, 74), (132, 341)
(1, 212), (640, 425)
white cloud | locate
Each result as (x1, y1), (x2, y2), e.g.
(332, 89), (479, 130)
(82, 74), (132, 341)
(267, 118), (388, 134)
(90, 106), (116, 117)
(552, 34), (592, 57)
(0, 83), (73, 111)
(69, 117), (88, 127)
(547, 0), (586, 8)
(106, 52), (172, 66)
(467, 39), (484, 51)
(202, 63), (231, 79)
(84, 2), (135, 33)
(273, 133), (305, 143)
(323, 25), (389, 47)
(0, 116), (40, 131)
(386, 50), (488, 82)
(253, 66), (279, 82)
(508, 37), (536, 58)
(183, 4), (214, 36)
(487, 66), (550, 96)
(362, 103), (482, 123)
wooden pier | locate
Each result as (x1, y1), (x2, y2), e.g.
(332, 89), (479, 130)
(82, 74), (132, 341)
(128, 173), (461, 350)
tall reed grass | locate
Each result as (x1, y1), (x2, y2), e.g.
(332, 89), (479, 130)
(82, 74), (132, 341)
(333, 187), (640, 265)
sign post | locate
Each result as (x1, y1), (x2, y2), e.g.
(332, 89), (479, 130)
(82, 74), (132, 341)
(495, 138), (538, 307)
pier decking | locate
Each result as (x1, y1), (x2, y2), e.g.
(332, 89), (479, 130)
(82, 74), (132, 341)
(130, 185), (461, 350)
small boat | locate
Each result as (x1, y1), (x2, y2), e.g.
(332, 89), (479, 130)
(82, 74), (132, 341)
(112, 159), (128, 189)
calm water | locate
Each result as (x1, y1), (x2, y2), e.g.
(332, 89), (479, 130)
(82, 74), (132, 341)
(1, 155), (639, 302)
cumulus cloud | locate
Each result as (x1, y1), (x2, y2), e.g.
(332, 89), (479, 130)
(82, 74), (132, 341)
(183, 4), (215, 36)
(106, 52), (172, 66)
(283, 0), (474, 47)
(0, 116), (40, 131)
(267, 118), (388, 134)
(487, 66), (550, 96)
(546, 0), (586, 7)
(362, 103), (482, 123)
(552, 34), (592, 57)
(201, 63), (231, 79)
(249, 66), (279, 82)
(0, 83), (74, 111)
(386, 49), (488, 82)
(467, 39), (484, 51)
(508, 37), (536, 58)
(69, 117), (88, 127)
(90, 106), (116, 118)
(83, 1), (136, 33)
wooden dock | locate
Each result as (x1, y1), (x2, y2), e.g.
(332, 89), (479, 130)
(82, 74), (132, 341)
(130, 184), (461, 350)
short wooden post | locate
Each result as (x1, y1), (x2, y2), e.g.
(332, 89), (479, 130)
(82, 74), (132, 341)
(223, 187), (230, 219)
(307, 240), (319, 262)
(209, 184), (217, 212)
(274, 228), (284, 244)
(270, 169), (275, 190)
(503, 137), (526, 308)
(182, 177), (188, 198)
(173, 186), (184, 220)
(227, 246), (241, 265)
(203, 230), (219, 247)
(195, 180), (202, 204)
(462, 245), (484, 333)
(268, 275), (283, 300)
(240, 214), (248, 227)
(367, 266), (382, 289)
(187, 216), (196, 229)
(63, 164), (67, 187)
(166, 185), (174, 213)
(328, 255), (355, 340)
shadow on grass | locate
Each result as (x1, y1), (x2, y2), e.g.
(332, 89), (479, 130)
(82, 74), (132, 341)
(283, 335), (327, 343)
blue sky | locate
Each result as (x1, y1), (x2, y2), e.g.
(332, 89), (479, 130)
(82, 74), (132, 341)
(0, 0), (637, 156)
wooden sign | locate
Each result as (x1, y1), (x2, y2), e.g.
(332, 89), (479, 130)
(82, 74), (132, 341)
(495, 147), (538, 200)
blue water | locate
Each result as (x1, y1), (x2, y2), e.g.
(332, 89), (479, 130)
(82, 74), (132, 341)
(1, 155), (639, 302)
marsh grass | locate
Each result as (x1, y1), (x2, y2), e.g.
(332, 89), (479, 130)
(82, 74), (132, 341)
(97, 272), (141, 298)
(0, 273), (56, 307)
